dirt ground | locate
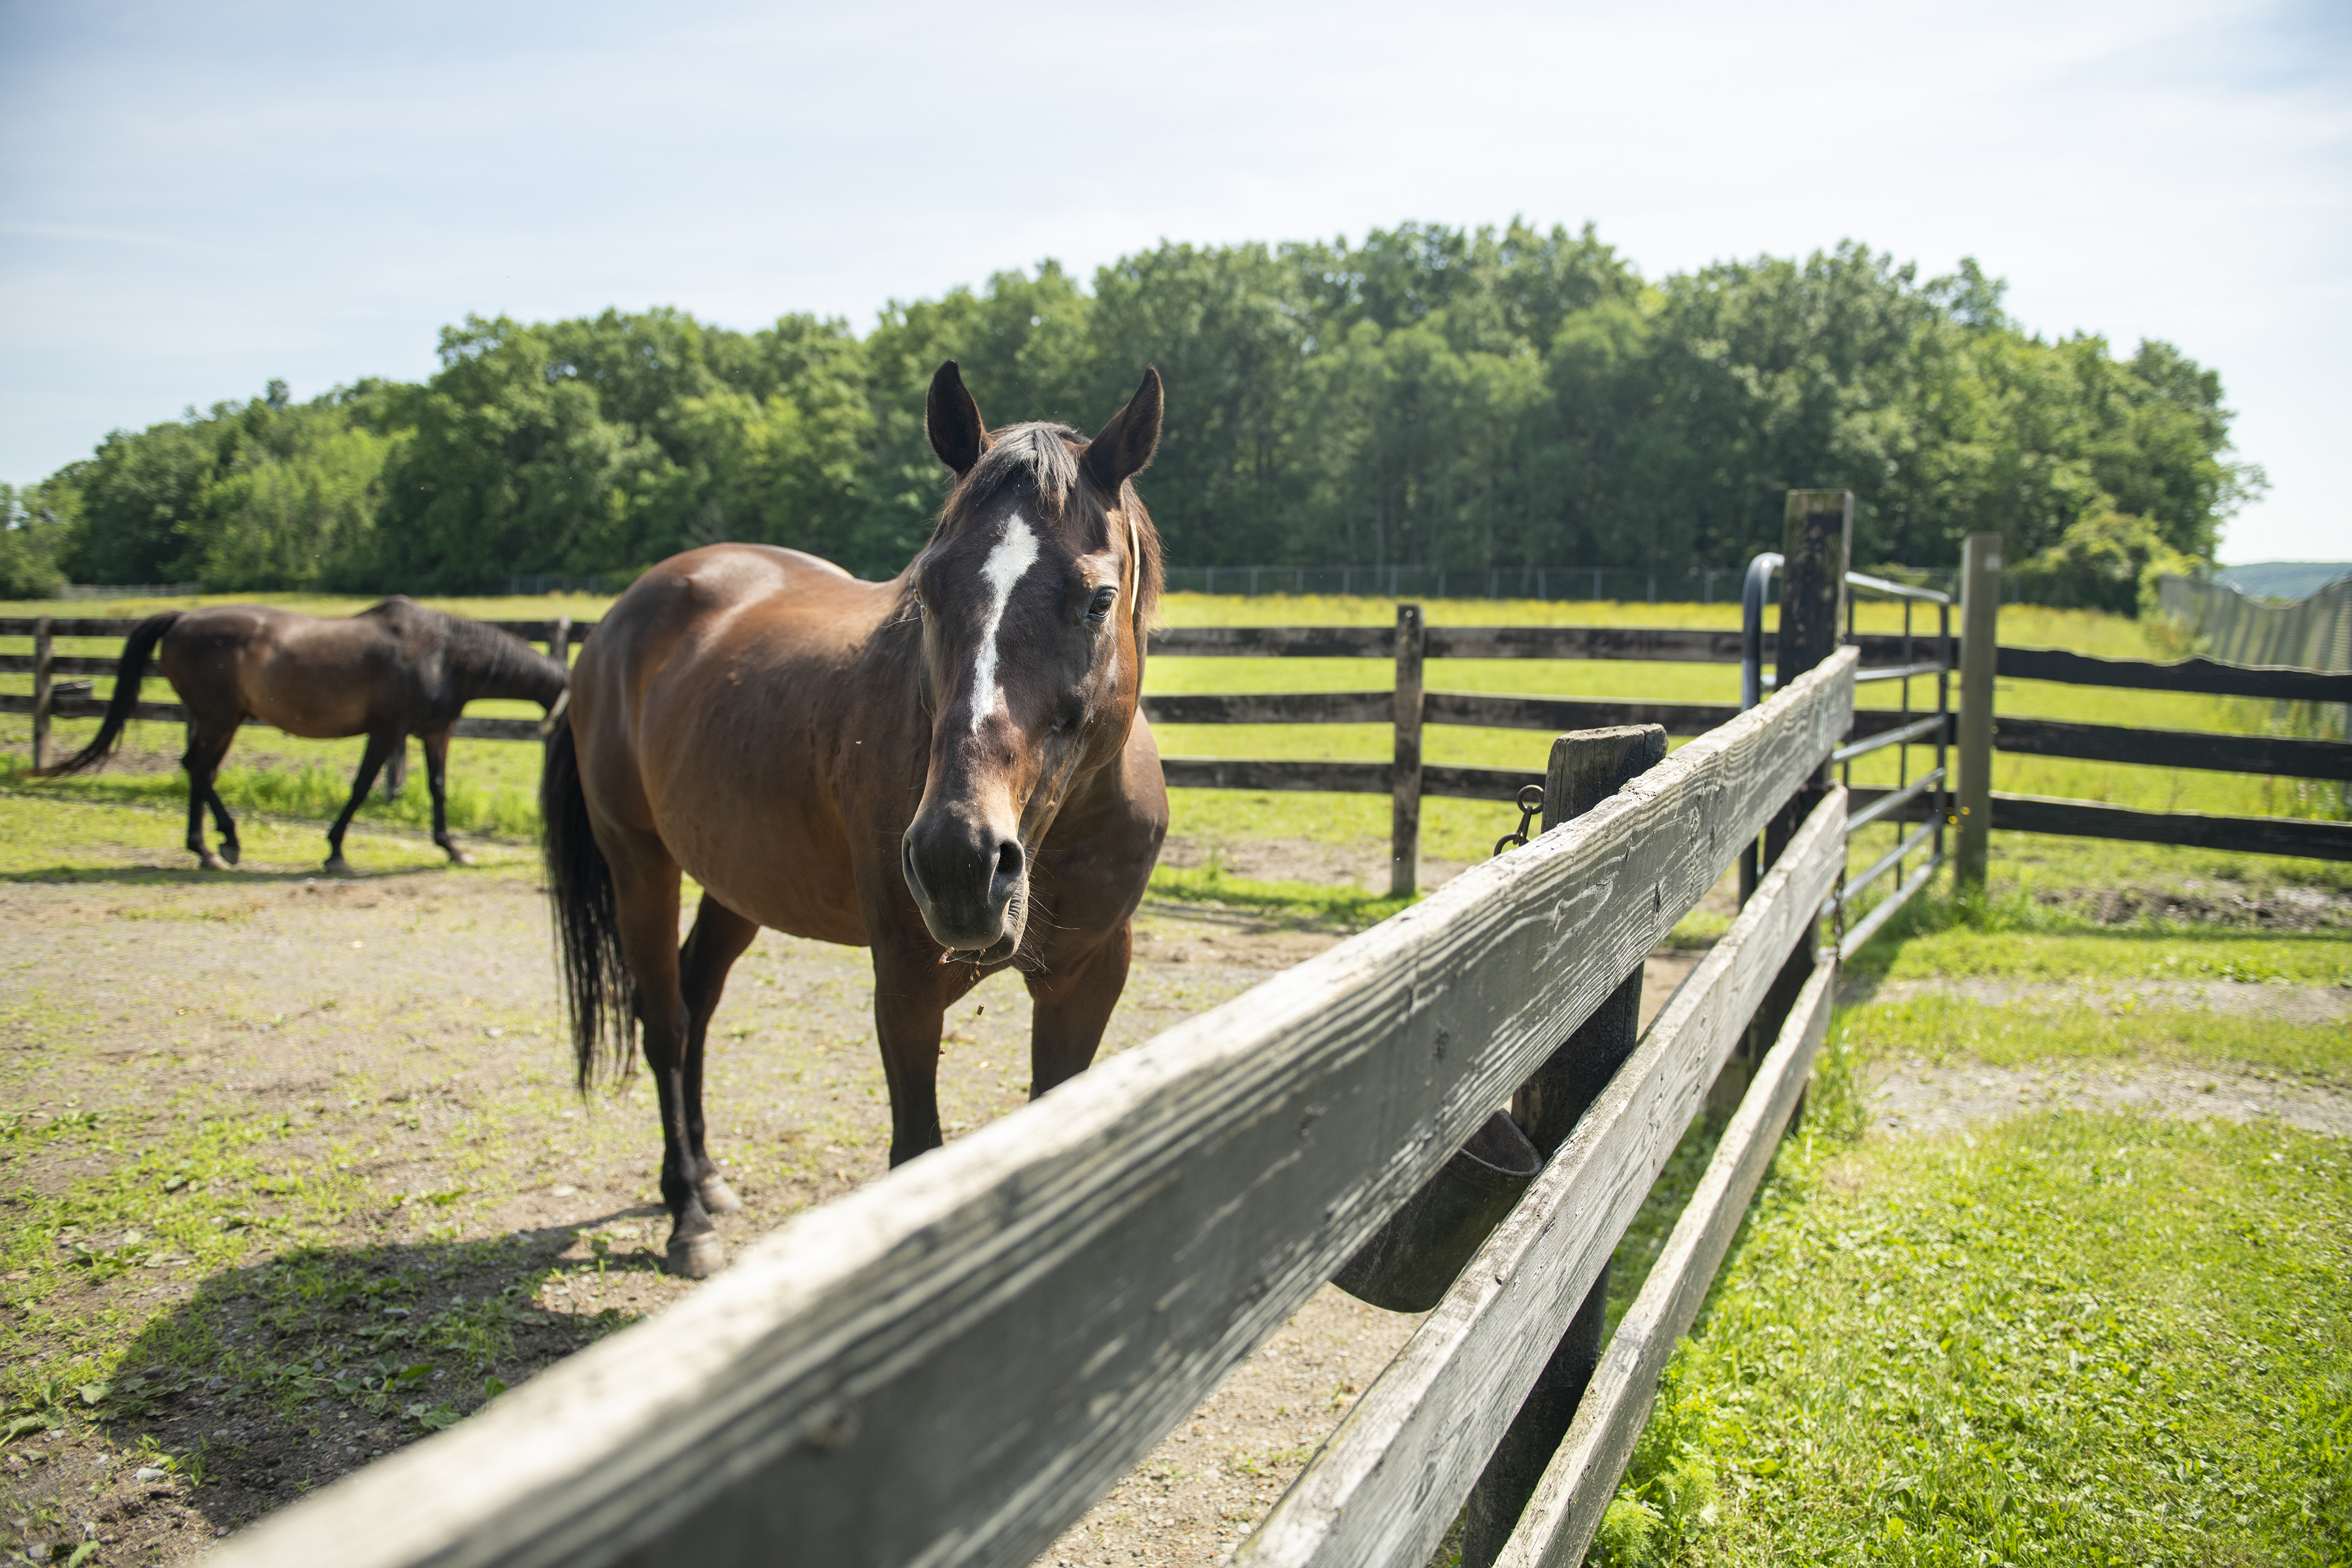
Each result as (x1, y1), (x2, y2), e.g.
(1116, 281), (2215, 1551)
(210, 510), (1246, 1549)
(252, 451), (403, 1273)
(2, 802), (2344, 1568)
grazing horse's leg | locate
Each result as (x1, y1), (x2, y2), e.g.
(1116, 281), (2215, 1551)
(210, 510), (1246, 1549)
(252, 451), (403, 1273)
(202, 772), (241, 866)
(603, 841), (727, 1277)
(324, 730), (399, 874)
(870, 947), (956, 1167)
(1024, 923), (1135, 1098)
(417, 728), (472, 865)
(677, 892), (759, 1216)
(181, 723), (240, 871)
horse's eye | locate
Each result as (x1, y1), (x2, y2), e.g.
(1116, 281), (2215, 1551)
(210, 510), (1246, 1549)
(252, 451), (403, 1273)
(1086, 586), (1118, 624)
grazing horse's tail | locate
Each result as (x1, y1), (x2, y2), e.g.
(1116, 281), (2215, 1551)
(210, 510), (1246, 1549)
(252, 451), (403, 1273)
(37, 612), (180, 777)
(541, 712), (634, 1088)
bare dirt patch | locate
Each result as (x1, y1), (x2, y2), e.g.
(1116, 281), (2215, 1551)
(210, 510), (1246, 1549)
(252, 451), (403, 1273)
(2043, 879), (2352, 931)
(1867, 1058), (2352, 1140)
(1854, 975), (2352, 1025)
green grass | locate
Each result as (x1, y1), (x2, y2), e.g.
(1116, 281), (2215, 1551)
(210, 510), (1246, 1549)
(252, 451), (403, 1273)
(0, 792), (540, 881)
(1595, 1117), (2352, 1567)
(1837, 996), (2350, 1085)
(1144, 860), (1411, 931)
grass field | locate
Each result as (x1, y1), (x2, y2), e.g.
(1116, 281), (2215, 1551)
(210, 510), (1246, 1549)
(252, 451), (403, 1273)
(1571, 872), (2352, 1568)
(3, 590), (2339, 894)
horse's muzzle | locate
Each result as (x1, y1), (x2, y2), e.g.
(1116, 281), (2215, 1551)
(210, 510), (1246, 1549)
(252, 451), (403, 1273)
(901, 812), (1028, 955)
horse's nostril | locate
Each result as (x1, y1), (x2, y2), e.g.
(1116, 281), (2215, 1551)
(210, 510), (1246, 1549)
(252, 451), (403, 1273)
(995, 841), (1023, 885)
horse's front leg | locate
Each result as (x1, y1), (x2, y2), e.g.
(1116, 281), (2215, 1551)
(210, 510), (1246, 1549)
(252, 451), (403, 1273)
(418, 728), (471, 864)
(870, 945), (959, 1167)
(325, 730), (399, 874)
(678, 891), (759, 1215)
(1024, 921), (1133, 1098)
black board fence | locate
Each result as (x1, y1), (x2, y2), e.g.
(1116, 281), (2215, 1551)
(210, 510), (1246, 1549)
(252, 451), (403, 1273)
(7, 574), (2350, 872)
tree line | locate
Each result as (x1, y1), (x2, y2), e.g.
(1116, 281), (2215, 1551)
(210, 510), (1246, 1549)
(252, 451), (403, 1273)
(1, 223), (2261, 608)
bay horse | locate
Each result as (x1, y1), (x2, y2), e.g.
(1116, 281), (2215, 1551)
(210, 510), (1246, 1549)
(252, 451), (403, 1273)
(39, 598), (570, 872)
(543, 361), (1169, 1277)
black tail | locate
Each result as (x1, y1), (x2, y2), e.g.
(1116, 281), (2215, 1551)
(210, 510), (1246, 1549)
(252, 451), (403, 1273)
(541, 714), (634, 1088)
(39, 612), (180, 777)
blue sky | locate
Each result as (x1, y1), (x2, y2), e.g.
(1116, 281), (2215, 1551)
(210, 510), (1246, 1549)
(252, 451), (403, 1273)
(2, 0), (2345, 561)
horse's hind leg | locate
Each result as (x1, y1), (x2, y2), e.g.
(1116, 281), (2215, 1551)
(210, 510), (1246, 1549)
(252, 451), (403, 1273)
(603, 839), (728, 1276)
(181, 723), (239, 870)
(678, 892), (759, 1215)
(324, 730), (398, 874)
(418, 728), (471, 865)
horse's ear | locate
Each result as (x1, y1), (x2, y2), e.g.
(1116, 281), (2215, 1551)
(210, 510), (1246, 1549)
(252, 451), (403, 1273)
(1083, 367), (1163, 495)
(926, 360), (988, 476)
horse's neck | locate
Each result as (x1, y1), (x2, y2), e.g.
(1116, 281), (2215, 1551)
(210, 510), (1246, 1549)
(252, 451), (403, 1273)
(468, 653), (566, 706)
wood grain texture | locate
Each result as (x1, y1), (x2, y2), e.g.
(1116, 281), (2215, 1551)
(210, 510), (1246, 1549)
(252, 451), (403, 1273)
(1996, 645), (2352, 703)
(1495, 958), (1839, 1568)
(205, 650), (1855, 1568)
(1235, 788), (1848, 1568)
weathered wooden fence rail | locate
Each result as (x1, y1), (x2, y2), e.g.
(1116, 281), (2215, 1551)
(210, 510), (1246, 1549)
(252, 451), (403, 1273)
(199, 653), (1857, 1568)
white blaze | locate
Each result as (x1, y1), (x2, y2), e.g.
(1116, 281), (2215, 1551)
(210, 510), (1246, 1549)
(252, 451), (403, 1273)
(968, 514), (1040, 732)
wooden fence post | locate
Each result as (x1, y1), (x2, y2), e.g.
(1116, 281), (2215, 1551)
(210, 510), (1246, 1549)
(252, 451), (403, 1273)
(1713, 491), (1850, 1119)
(1462, 723), (1668, 1568)
(548, 616), (571, 667)
(1955, 534), (2001, 889)
(30, 615), (52, 772)
(1391, 603), (1426, 898)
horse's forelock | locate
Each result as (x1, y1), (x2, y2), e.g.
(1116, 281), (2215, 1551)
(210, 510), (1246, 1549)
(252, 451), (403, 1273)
(947, 423), (1081, 526)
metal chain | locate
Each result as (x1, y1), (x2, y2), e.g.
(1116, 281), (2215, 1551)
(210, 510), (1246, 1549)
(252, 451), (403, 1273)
(1492, 784), (1545, 858)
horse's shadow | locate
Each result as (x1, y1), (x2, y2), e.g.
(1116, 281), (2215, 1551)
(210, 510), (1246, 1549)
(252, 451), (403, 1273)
(85, 1211), (667, 1538)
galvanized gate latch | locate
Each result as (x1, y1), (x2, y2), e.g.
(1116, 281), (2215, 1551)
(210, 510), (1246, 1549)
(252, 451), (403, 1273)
(1492, 784), (1545, 858)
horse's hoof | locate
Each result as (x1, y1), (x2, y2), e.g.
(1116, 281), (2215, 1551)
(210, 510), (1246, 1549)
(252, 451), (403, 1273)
(666, 1232), (725, 1279)
(323, 855), (354, 877)
(698, 1175), (744, 1215)
(444, 847), (476, 867)
(197, 853), (229, 872)
(220, 843), (242, 866)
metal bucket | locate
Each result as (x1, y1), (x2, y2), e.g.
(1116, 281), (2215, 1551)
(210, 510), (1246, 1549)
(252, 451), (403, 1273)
(1331, 1110), (1543, 1313)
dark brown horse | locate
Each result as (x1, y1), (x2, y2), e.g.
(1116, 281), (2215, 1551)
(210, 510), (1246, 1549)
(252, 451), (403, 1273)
(41, 598), (569, 872)
(544, 362), (1169, 1277)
